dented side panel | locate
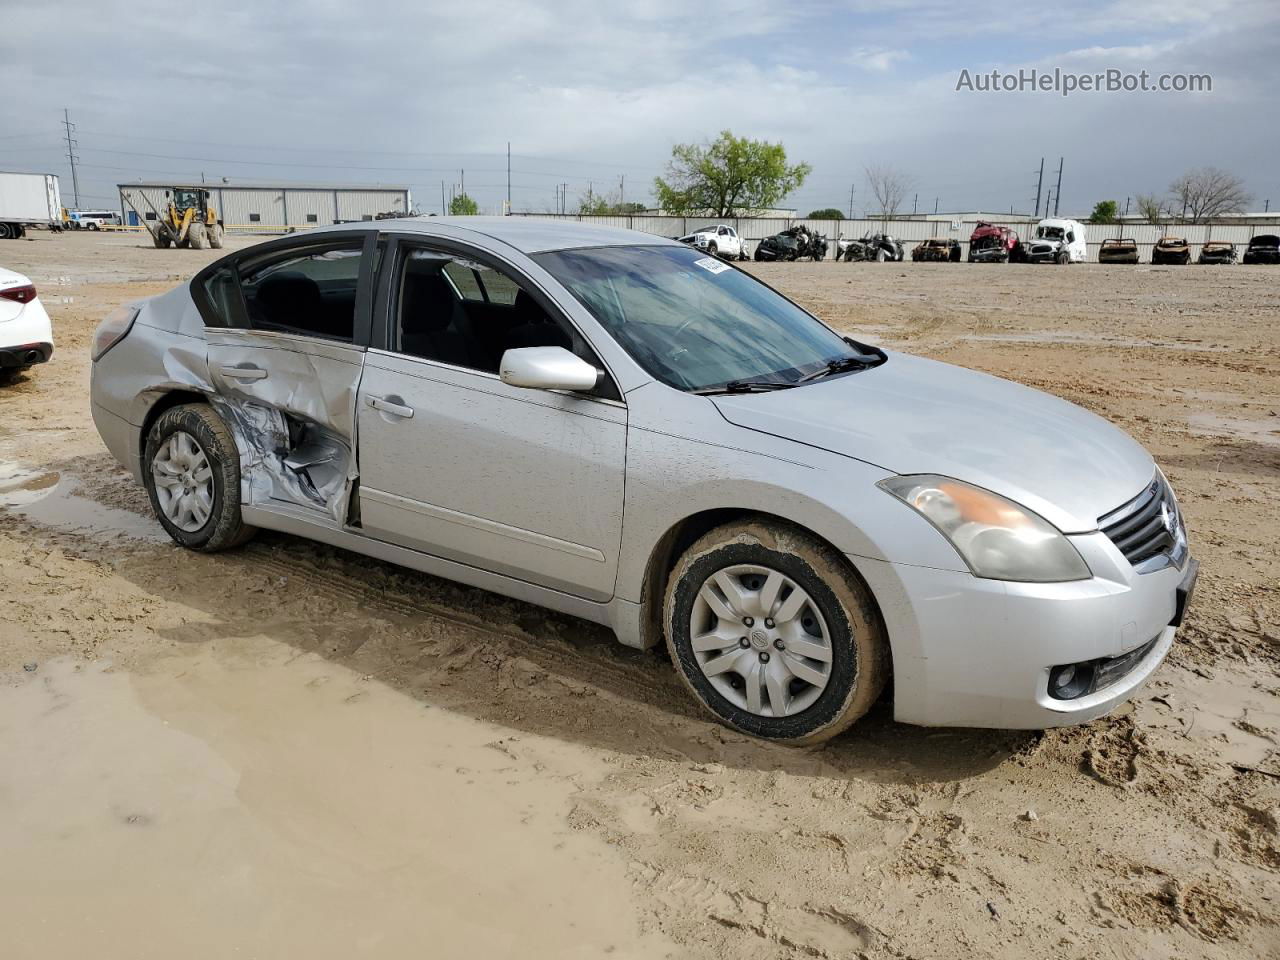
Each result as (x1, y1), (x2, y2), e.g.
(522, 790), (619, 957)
(205, 328), (365, 524)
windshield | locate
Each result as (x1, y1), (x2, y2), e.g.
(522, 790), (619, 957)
(534, 244), (867, 392)
(1036, 226), (1064, 240)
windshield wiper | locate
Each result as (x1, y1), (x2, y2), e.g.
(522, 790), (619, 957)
(693, 379), (798, 395)
(796, 354), (879, 383)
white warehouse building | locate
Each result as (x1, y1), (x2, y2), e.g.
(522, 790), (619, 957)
(116, 180), (412, 232)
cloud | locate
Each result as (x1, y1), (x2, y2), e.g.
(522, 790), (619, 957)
(847, 46), (910, 72)
(0, 0), (1275, 216)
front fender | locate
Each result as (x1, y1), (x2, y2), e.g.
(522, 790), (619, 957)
(615, 384), (967, 606)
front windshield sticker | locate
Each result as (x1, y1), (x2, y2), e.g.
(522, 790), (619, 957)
(693, 256), (730, 275)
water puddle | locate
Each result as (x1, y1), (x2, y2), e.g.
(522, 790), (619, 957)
(0, 645), (671, 959)
(1187, 412), (1280, 447)
(0, 462), (167, 541)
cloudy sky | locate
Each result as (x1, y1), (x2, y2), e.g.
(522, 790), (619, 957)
(2, 0), (1276, 217)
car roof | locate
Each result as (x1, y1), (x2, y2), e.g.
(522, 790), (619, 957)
(310, 215), (681, 254)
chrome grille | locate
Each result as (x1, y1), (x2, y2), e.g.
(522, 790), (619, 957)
(1099, 474), (1180, 567)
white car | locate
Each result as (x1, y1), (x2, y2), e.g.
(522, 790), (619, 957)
(680, 224), (748, 261)
(1025, 218), (1088, 264)
(0, 267), (53, 383)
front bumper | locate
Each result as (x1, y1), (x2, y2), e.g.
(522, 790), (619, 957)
(853, 533), (1196, 729)
(969, 248), (1009, 262)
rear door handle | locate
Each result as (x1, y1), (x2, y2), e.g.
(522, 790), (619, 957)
(217, 365), (268, 382)
(366, 395), (415, 419)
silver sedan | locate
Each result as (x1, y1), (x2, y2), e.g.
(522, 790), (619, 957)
(89, 218), (1197, 743)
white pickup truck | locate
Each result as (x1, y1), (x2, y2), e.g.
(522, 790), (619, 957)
(678, 224), (749, 261)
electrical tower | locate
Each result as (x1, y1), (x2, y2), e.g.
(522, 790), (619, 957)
(62, 108), (80, 210)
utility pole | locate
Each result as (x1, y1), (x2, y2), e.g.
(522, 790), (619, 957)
(1124, 196), (1130, 217)
(506, 142), (511, 215)
(933, 197), (939, 215)
(562, 183), (567, 215)
(1053, 157), (1063, 217)
(620, 174), (625, 209)
(1034, 157), (1044, 218)
(913, 193), (918, 215)
(1266, 198), (1271, 213)
(848, 184), (855, 220)
(62, 108), (80, 210)
(1044, 188), (1053, 218)
(460, 169), (465, 201)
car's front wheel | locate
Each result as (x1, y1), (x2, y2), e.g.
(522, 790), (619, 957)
(664, 519), (888, 745)
(143, 403), (256, 552)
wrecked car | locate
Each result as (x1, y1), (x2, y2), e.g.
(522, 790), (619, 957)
(967, 222), (1023, 263)
(1097, 238), (1140, 265)
(1025, 218), (1087, 264)
(1242, 234), (1280, 264)
(754, 225), (825, 262)
(911, 238), (961, 263)
(1197, 242), (1237, 265)
(90, 217), (1196, 743)
(1151, 236), (1191, 265)
(838, 232), (904, 262)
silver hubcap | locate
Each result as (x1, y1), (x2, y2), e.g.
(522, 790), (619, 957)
(151, 430), (214, 532)
(688, 564), (833, 718)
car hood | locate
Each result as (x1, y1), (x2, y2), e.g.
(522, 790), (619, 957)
(712, 352), (1154, 533)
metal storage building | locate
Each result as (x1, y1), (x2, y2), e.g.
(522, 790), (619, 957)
(117, 180), (412, 232)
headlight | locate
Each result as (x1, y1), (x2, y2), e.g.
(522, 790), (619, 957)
(878, 475), (1090, 583)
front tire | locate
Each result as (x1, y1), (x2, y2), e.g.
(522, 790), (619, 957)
(664, 519), (888, 745)
(143, 403), (257, 552)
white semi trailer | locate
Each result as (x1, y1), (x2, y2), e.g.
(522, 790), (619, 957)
(0, 172), (64, 239)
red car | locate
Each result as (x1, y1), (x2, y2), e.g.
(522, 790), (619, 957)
(967, 221), (1024, 263)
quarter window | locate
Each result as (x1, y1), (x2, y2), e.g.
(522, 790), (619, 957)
(238, 243), (365, 341)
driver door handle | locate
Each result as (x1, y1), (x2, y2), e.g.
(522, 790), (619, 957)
(217, 365), (268, 382)
(366, 395), (415, 419)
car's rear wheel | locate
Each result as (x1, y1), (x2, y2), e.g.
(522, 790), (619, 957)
(188, 221), (209, 250)
(143, 403), (256, 552)
(664, 519), (888, 745)
(209, 223), (225, 249)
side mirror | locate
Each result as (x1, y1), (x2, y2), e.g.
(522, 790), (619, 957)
(499, 346), (600, 392)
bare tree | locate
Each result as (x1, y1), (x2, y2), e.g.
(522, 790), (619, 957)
(1168, 167), (1252, 222)
(1135, 192), (1169, 224)
(864, 164), (912, 220)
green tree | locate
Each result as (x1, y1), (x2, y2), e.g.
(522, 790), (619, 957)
(449, 193), (479, 216)
(578, 189), (648, 216)
(807, 208), (844, 219)
(653, 131), (810, 217)
(1088, 200), (1118, 224)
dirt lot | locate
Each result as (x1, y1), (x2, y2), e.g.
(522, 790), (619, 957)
(2, 230), (1278, 959)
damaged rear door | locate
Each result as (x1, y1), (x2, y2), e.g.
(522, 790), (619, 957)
(197, 231), (380, 524)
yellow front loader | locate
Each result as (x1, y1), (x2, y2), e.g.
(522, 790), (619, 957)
(124, 187), (224, 250)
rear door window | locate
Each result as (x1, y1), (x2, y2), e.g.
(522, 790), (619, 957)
(239, 243), (365, 341)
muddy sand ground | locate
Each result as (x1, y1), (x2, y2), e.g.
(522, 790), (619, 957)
(1, 231), (1278, 959)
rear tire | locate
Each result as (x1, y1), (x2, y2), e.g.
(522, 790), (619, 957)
(0, 222), (13, 240)
(188, 221), (209, 250)
(143, 403), (257, 552)
(664, 519), (889, 745)
(209, 223), (225, 249)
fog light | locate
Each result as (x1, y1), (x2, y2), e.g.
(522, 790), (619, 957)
(1048, 661), (1095, 700)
